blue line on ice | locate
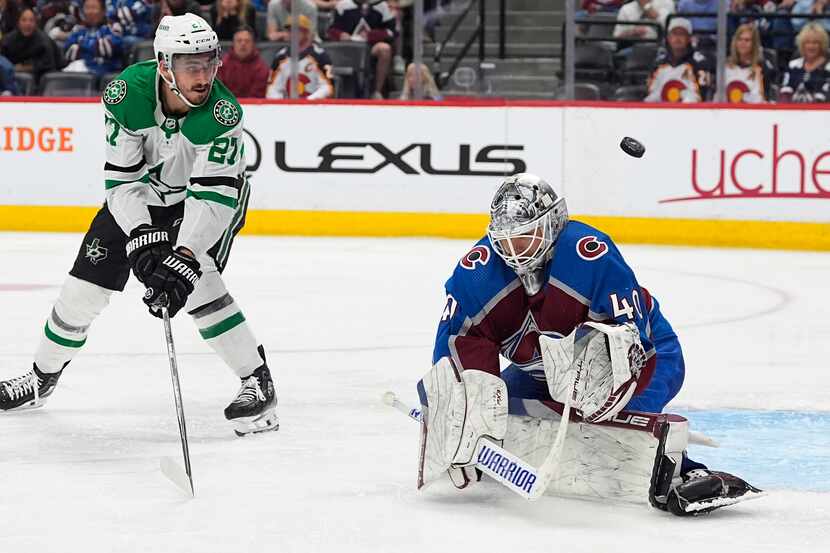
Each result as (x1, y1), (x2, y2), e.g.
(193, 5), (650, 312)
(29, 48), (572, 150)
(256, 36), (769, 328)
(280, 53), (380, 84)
(680, 410), (830, 492)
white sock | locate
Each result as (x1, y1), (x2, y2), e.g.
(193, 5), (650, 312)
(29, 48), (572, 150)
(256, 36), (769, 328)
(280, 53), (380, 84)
(189, 293), (261, 378)
(34, 276), (112, 373)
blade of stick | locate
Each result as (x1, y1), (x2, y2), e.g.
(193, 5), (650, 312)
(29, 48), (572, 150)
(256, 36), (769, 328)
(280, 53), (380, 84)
(160, 456), (194, 497)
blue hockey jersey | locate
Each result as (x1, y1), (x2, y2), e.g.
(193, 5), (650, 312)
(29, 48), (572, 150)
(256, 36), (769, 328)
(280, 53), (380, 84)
(432, 220), (685, 413)
(107, 0), (153, 39)
(64, 23), (124, 76)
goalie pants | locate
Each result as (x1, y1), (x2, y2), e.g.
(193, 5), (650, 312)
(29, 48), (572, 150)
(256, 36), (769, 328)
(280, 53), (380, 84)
(505, 296), (685, 415)
(35, 196), (263, 379)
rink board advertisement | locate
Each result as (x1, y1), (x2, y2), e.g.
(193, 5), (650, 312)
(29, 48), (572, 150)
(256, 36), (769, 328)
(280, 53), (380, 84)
(0, 99), (828, 249)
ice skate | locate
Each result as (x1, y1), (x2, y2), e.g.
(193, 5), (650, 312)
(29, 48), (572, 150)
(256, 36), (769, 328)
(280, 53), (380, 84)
(666, 468), (765, 516)
(0, 365), (63, 411)
(224, 363), (278, 437)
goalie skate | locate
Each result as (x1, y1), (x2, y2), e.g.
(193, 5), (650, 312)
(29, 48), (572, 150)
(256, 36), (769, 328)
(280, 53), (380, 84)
(666, 469), (765, 516)
(0, 365), (62, 411)
(224, 363), (279, 437)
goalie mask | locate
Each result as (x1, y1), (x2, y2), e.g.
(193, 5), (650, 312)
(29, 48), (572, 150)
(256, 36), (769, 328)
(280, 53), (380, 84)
(154, 14), (221, 108)
(487, 174), (568, 295)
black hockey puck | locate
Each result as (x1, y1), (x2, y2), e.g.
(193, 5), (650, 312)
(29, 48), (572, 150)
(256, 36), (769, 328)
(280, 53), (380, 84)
(620, 136), (645, 158)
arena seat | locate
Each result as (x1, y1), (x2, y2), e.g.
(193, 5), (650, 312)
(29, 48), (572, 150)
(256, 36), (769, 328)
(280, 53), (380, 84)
(612, 84), (647, 102)
(323, 41), (369, 98)
(39, 72), (98, 97)
(574, 43), (614, 82)
(554, 82), (602, 100)
(620, 43), (658, 84)
(14, 72), (35, 96)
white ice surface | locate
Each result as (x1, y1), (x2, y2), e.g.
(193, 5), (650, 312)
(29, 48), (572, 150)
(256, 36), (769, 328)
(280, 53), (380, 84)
(1, 233), (828, 552)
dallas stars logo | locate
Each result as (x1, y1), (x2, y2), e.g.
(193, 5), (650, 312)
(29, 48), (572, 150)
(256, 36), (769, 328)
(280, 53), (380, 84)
(103, 80), (127, 105)
(85, 238), (108, 265)
(147, 162), (185, 204)
(213, 100), (239, 127)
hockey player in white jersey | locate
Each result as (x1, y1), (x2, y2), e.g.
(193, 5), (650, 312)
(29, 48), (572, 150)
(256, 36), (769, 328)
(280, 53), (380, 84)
(0, 13), (278, 436)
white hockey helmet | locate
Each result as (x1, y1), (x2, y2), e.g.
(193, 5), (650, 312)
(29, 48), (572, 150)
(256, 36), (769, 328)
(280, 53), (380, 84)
(487, 173), (568, 275)
(154, 13), (220, 107)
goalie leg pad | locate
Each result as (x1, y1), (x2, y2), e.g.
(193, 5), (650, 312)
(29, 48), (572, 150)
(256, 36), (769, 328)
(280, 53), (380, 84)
(505, 410), (689, 504)
(540, 322), (645, 423)
(417, 358), (508, 488)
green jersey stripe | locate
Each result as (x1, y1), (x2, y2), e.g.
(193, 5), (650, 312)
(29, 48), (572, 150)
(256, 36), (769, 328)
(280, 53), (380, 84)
(44, 323), (87, 348)
(186, 189), (237, 208)
(105, 173), (150, 190)
(198, 312), (246, 339)
(217, 176), (250, 265)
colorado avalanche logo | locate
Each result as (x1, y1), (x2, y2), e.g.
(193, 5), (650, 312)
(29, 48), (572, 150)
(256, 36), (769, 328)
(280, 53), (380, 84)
(727, 80), (750, 103)
(576, 236), (608, 261)
(661, 79), (687, 102)
(460, 245), (490, 270)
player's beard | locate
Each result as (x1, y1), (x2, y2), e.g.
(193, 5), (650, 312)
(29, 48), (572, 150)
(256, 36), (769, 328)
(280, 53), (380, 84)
(187, 85), (210, 105)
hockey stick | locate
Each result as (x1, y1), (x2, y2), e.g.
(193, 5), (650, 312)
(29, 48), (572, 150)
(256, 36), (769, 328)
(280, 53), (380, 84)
(526, 375), (573, 500)
(159, 303), (194, 497)
(383, 391), (544, 500)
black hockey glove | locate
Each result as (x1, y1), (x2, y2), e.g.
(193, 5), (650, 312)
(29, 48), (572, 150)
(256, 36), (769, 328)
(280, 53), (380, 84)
(126, 225), (172, 284)
(142, 250), (201, 318)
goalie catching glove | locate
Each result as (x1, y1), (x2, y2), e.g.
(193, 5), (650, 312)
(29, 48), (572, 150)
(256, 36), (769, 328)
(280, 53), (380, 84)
(541, 321), (646, 423)
(417, 357), (508, 489)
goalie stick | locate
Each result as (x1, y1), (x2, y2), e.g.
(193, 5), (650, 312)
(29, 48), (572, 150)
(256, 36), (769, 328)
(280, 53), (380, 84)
(159, 303), (194, 497)
(383, 391), (569, 500)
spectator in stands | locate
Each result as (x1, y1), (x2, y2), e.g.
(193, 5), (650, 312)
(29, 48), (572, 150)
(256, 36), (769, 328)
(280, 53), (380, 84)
(725, 22), (775, 102)
(645, 17), (713, 102)
(386, 0), (406, 74)
(218, 25), (268, 97)
(42, 0), (83, 42)
(211, 0), (257, 40)
(62, 0), (123, 76)
(108, 0), (153, 51)
(154, 0), (203, 29)
(327, 0), (395, 99)
(676, 0), (719, 33)
(793, 0), (830, 33)
(731, 0), (797, 49)
(399, 62), (441, 100)
(106, 0), (154, 51)
(1, 8), (61, 80)
(266, 13), (333, 98)
(779, 21), (830, 101)
(314, 0), (336, 8)
(579, 1), (625, 16)
(613, 0), (674, 41)
(0, 0), (21, 39)
(267, 0), (317, 41)
(0, 53), (17, 94)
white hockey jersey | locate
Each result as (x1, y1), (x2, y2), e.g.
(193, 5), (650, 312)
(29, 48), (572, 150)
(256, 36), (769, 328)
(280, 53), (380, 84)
(102, 60), (246, 259)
